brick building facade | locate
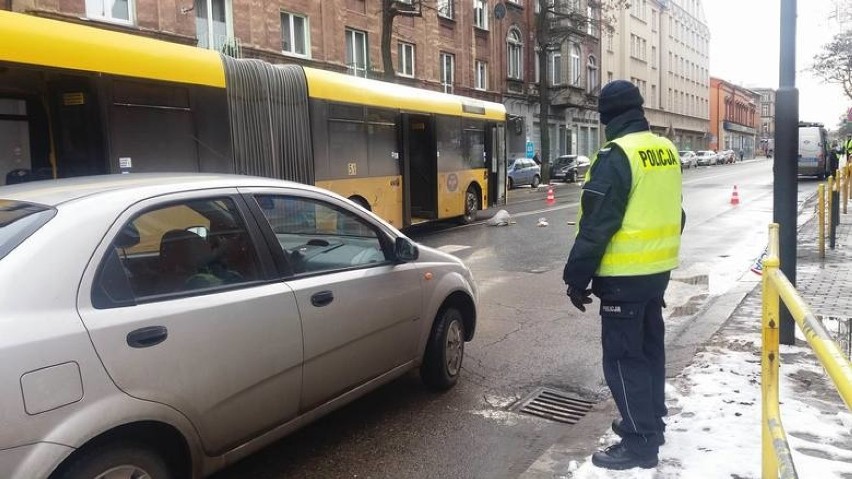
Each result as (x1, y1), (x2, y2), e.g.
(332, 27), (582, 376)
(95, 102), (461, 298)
(710, 77), (759, 157)
(6, 0), (603, 161)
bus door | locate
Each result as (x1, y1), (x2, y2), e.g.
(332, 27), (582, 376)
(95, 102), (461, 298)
(48, 76), (107, 177)
(401, 113), (437, 225)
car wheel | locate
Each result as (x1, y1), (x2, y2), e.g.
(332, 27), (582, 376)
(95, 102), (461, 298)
(507, 177), (514, 190)
(568, 170), (576, 183)
(57, 443), (172, 479)
(531, 175), (541, 188)
(459, 187), (479, 225)
(421, 307), (465, 391)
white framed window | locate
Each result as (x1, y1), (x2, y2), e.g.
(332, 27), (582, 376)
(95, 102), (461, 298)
(569, 43), (581, 86)
(86, 0), (134, 24)
(651, 46), (657, 68)
(587, 55), (598, 93)
(346, 29), (369, 78)
(440, 52), (455, 93)
(474, 0), (488, 30)
(398, 42), (415, 77)
(281, 11), (309, 57)
(507, 28), (523, 80)
(437, 0), (454, 18)
(586, 6), (595, 36)
(195, 0), (233, 51)
(475, 60), (488, 90)
(550, 51), (563, 85)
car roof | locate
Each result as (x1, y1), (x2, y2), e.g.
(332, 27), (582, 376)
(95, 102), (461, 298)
(0, 173), (318, 207)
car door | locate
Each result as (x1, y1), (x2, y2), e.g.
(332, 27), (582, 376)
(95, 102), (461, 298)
(243, 188), (423, 411)
(77, 190), (304, 454)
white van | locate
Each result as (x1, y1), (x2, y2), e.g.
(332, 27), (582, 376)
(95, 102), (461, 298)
(798, 122), (829, 179)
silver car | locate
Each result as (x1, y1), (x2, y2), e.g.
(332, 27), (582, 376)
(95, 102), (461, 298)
(0, 174), (477, 479)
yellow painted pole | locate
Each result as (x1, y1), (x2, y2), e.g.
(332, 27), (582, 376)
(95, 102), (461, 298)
(819, 184), (826, 259)
(843, 168), (848, 214)
(762, 224), (781, 479)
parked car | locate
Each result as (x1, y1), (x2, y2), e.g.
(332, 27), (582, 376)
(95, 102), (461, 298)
(679, 150), (697, 169)
(550, 155), (577, 182)
(721, 150), (736, 164)
(508, 158), (542, 188)
(575, 155), (592, 180)
(695, 150), (716, 166)
(0, 174), (478, 479)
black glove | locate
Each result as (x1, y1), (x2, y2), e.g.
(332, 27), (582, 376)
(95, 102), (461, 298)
(566, 284), (593, 312)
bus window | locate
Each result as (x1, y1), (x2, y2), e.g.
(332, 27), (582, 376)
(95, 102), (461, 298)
(463, 119), (486, 169)
(0, 99), (32, 183)
(436, 116), (463, 172)
(366, 108), (397, 177)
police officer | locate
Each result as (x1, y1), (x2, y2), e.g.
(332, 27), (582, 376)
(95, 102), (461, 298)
(845, 135), (852, 161)
(563, 80), (685, 470)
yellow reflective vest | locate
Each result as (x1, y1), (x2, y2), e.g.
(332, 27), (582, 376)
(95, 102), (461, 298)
(583, 131), (682, 276)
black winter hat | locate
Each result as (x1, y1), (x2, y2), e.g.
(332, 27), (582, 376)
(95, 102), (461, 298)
(598, 80), (644, 125)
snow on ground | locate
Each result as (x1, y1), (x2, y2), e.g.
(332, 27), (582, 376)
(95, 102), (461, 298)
(567, 294), (852, 479)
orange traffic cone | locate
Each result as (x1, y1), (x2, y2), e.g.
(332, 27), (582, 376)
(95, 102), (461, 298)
(730, 185), (740, 205)
(546, 185), (556, 205)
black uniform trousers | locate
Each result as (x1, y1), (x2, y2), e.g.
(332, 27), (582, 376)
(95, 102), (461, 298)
(593, 273), (669, 457)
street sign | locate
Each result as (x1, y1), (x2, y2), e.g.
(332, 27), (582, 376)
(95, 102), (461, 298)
(526, 140), (534, 159)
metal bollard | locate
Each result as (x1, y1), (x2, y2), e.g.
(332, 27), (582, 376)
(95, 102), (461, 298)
(829, 176), (838, 249)
(819, 183), (825, 259)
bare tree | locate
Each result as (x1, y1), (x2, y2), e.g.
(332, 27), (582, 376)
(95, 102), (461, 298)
(812, 30), (852, 101)
(535, 0), (628, 183)
(380, 0), (424, 80)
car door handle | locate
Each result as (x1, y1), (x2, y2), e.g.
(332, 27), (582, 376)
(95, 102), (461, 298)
(127, 326), (168, 348)
(310, 291), (334, 307)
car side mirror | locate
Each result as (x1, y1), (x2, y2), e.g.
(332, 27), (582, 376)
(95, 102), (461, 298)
(394, 237), (419, 262)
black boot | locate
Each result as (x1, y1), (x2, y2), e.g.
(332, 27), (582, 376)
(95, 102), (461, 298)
(591, 442), (658, 470)
(612, 418), (666, 445)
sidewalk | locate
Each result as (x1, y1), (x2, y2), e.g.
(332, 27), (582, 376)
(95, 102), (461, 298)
(523, 194), (852, 478)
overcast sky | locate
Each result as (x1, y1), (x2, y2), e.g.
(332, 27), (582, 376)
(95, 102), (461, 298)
(702, 0), (850, 129)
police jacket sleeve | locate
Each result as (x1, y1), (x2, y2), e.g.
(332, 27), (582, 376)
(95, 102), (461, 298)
(563, 146), (632, 289)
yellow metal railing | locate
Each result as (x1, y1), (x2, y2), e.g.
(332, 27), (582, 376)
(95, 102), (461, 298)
(761, 223), (852, 479)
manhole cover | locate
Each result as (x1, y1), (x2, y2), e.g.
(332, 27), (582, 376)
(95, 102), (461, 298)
(511, 388), (594, 424)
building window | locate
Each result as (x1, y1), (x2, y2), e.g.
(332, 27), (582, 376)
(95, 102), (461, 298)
(586, 5), (596, 36)
(440, 52), (455, 93)
(398, 42), (415, 77)
(587, 55), (598, 93)
(507, 28), (523, 80)
(652, 9), (658, 31)
(437, 0), (454, 18)
(651, 46), (656, 68)
(474, 0), (488, 30)
(475, 60), (488, 90)
(570, 44), (581, 86)
(86, 0), (134, 24)
(281, 11), (309, 57)
(762, 104), (770, 116)
(346, 29), (369, 78)
(550, 51), (563, 85)
(651, 84), (657, 108)
(195, 0), (232, 50)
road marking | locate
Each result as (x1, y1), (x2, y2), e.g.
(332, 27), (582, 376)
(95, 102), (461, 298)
(511, 202), (581, 218)
(437, 245), (471, 254)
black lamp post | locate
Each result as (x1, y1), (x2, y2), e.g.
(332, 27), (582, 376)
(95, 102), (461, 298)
(774, 0), (798, 345)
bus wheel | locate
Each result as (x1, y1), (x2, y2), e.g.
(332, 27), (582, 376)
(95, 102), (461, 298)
(460, 187), (479, 225)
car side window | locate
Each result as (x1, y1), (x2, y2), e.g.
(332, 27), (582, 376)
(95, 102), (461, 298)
(93, 197), (262, 307)
(253, 195), (389, 276)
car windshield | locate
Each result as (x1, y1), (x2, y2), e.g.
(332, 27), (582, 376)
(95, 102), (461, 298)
(0, 200), (56, 261)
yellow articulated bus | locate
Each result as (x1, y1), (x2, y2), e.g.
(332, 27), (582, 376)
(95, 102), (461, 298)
(0, 11), (507, 227)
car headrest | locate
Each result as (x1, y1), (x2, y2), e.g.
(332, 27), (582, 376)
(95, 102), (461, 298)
(114, 223), (141, 249)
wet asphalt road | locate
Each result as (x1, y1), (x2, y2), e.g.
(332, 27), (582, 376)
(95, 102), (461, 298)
(213, 158), (818, 479)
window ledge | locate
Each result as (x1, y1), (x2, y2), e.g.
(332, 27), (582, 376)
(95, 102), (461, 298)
(282, 51), (311, 60)
(474, 26), (490, 34)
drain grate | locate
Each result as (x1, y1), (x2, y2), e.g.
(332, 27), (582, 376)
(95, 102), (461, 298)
(511, 388), (594, 424)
